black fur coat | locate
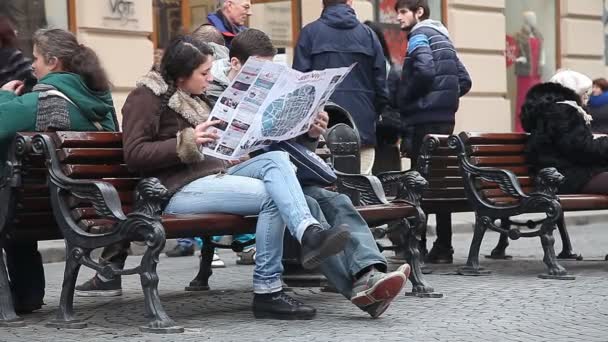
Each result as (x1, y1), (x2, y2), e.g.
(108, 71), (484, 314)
(521, 82), (608, 193)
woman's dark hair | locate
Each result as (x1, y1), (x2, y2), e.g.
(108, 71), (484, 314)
(156, 35), (214, 119)
(0, 16), (17, 48)
(33, 28), (110, 92)
(364, 20), (391, 65)
(593, 78), (608, 92)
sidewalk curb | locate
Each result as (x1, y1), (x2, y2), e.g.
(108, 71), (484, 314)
(37, 211), (608, 264)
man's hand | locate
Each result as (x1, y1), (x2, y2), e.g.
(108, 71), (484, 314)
(1, 80), (24, 95)
(194, 120), (221, 146)
(308, 110), (329, 139)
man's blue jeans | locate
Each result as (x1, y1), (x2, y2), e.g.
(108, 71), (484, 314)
(303, 186), (387, 299)
(164, 151), (319, 294)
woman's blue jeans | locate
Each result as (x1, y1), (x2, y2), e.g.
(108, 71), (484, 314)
(164, 151), (319, 293)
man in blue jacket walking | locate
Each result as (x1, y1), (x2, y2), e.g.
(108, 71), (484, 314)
(207, 0), (251, 46)
(293, 0), (389, 175)
(396, 0), (472, 263)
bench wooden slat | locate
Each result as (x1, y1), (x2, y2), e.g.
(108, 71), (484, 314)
(462, 132), (528, 144)
(467, 144), (525, 156)
(62, 164), (135, 178)
(469, 156), (526, 167)
(58, 148), (124, 163)
(53, 131), (123, 148)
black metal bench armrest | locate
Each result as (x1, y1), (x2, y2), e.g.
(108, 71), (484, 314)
(31, 133), (137, 249)
(335, 170), (389, 205)
(336, 170), (428, 207)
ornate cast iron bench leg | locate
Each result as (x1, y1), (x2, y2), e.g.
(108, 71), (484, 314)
(0, 137), (27, 327)
(133, 178), (184, 333)
(556, 213), (582, 260)
(538, 219), (575, 280)
(185, 237), (214, 292)
(46, 243), (86, 329)
(402, 216), (443, 298)
(396, 172), (442, 298)
(458, 214), (492, 276)
(0, 239), (25, 327)
(485, 220), (512, 260)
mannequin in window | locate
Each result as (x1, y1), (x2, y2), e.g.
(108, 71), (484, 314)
(513, 11), (544, 132)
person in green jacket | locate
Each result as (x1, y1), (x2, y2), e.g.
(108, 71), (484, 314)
(1, 28), (117, 313)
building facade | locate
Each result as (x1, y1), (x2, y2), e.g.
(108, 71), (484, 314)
(1, 0), (606, 131)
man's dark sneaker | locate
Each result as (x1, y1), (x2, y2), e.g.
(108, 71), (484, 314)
(165, 244), (195, 257)
(75, 275), (122, 297)
(425, 244), (454, 264)
(300, 224), (351, 269)
(351, 263), (410, 318)
(253, 290), (316, 320)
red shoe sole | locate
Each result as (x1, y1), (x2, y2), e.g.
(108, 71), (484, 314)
(351, 272), (407, 307)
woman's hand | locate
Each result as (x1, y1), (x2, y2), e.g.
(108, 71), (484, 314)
(194, 120), (222, 146)
(308, 110), (329, 139)
(1, 80), (24, 95)
(226, 155), (250, 166)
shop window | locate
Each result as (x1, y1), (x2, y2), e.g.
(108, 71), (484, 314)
(0, 0), (69, 57)
(189, 0), (220, 31)
(505, 0), (557, 132)
(378, 0), (443, 67)
(250, 1), (293, 51)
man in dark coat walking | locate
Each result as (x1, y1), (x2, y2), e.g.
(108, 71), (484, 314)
(395, 0), (472, 263)
(293, 0), (389, 175)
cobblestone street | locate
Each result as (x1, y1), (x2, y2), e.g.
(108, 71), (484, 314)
(2, 224), (608, 342)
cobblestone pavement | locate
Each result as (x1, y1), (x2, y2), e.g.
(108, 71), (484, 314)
(2, 224), (608, 342)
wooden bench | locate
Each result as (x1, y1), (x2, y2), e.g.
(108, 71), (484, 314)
(0, 131), (431, 333)
(448, 132), (608, 279)
(411, 134), (580, 263)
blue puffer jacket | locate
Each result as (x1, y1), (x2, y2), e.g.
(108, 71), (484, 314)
(398, 20), (472, 125)
(293, 4), (388, 146)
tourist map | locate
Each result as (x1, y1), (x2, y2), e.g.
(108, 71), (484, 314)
(201, 57), (353, 160)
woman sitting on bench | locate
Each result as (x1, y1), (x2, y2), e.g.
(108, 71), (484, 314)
(0, 28), (118, 313)
(98, 35), (350, 320)
(521, 69), (608, 195)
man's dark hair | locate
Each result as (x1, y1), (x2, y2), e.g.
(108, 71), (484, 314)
(395, 0), (431, 21)
(593, 78), (608, 92)
(192, 24), (226, 46)
(229, 28), (277, 64)
(323, 0), (348, 7)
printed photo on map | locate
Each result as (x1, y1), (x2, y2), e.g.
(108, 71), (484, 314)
(219, 96), (238, 109)
(209, 116), (229, 131)
(231, 81), (251, 92)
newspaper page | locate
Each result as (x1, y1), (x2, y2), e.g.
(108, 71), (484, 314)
(201, 57), (353, 160)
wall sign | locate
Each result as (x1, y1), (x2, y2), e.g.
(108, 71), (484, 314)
(104, 0), (138, 26)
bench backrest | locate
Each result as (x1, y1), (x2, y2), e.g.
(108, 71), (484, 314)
(455, 132), (532, 206)
(13, 132), (137, 240)
(417, 134), (469, 213)
(11, 131), (335, 241)
(418, 132), (534, 211)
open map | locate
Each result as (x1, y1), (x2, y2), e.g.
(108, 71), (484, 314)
(201, 58), (353, 161)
